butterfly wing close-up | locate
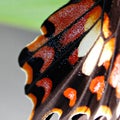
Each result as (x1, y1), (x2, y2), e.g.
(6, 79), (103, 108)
(18, 0), (120, 120)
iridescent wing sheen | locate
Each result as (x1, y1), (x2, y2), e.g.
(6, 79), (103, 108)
(18, 0), (120, 120)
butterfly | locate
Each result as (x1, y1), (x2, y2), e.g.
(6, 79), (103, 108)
(18, 0), (120, 120)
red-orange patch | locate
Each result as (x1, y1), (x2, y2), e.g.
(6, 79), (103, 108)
(36, 78), (52, 103)
(63, 88), (77, 107)
(68, 49), (78, 65)
(49, 0), (94, 35)
(34, 46), (55, 73)
(89, 76), (105, 100)
(60, 16), (86, 46)
(60, 6), (102, 46)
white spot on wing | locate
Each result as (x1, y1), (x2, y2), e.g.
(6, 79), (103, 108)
(82, 37), (104, 76)
(78, 20), (101, 57)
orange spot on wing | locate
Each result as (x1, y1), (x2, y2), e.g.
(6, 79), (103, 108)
(28, 93), (37, 120)
(85, 6), (102, 30)
(42, 108), (63, 119)
(109, 54), (120, 98)
(89, 76), (105, 100)
(23, 62), (33, 84)
(52, 108), (63, 116)
(27, 35), (48, 52)
(98, 38), (115, 67)
(70, 106), (91, 119)
(102, 14), (112, 38)
(116, 83), (120, 99)
(41, 26), (47, 35)
(63, 88), (77, 107)
(34, 46), (55, 73)
(36, 78), (52, 103)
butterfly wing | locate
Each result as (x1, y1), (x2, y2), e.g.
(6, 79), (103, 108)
(18, 0), (120, 120)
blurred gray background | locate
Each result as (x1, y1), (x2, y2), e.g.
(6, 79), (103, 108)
(0, 24), (39, 120)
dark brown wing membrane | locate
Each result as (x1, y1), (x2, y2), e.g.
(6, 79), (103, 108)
(18, 0), (120, 120)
